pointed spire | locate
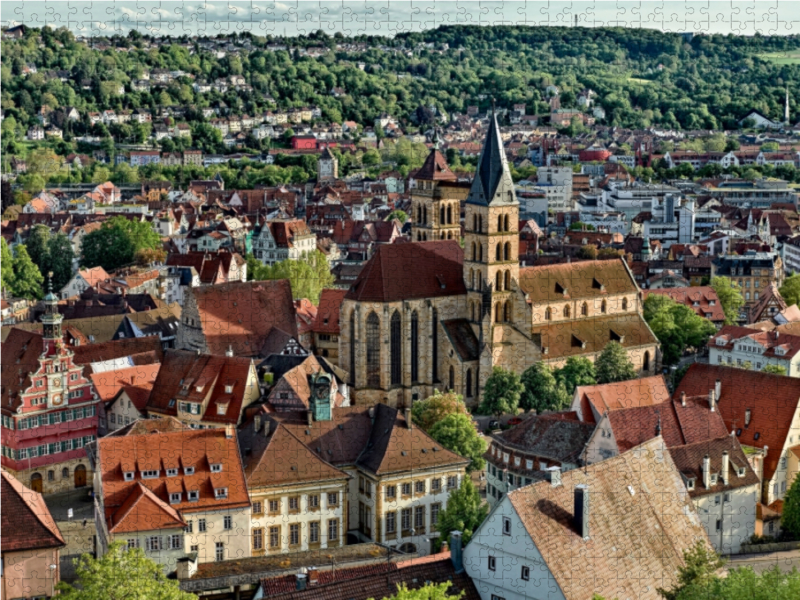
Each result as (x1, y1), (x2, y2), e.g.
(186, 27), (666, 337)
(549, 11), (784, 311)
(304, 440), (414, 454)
(466, 101), (517, 206)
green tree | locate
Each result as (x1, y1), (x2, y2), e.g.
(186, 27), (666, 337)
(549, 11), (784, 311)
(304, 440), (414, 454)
(373, 581), (464, 600)
(479, 367), (524, 416)
(780, 274), (800, 308)
(644, 295), (716, 365)
(428, 413), (487, 472)
(56, 540), (196, 600)
(250, 250), (334, 304)
(762, 364), (787, 375)
(411, 389), (470, 431)
(9, 244), (44, 299)
(554, 357), (597, 396)
(385, 209), (408, 224)
(657, 541), (726, 600)
(711, 277), (745, 325)
(595, 341), (638, 384)
(435, 478), (488, 547)
(81, 216), (161, 271)
(24, 224), (51, 273)
(1, 238), (15, 293)
(782, 469), (800, 539)
(578, 244), (598, 260)
(46, 233), (75, 292)
(676, 565), (800, 600)
(520, 362), (570, 413)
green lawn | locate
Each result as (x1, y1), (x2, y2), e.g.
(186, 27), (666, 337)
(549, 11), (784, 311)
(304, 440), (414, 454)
(757, 50), (800, 65)
(627, 77), (654, 85)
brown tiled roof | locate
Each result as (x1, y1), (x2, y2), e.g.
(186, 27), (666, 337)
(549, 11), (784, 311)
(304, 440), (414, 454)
(98, 429), (250, 530)
(674, 364), (800, 483)
(345, 241), (466, 302)
(146, 350), (254, 425)
(72, 336), (164, 367)
(264, 556), (480, 600)
(260, 562), (397, 596)
(519, 257), (637, 302)
(89, 364), (160, 403)
(109, 481), (187, 534)
(415, 149), (458, 181)
(1, 469), (65, 552)
(711, 325), (800, 360)
(1, 328), (44, 413)
(442, 319), (480, 361)
(492, 413), (596, 465)
(644, 286), (726, 323)
(106, 416), (190, 437)
(532, 313), (658, 360)
(668, 435), (761, 498)
(190, 280), (298, 356)
(269, 220), (313, 249)
(575, 375), (670, 423)
(239, 422), (349, 488)
(311, 289), (346, 334)
(503, 437), (710, 600)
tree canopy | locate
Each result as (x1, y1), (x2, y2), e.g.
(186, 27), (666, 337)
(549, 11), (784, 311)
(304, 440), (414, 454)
(373, 582), (464, 600)
(435, 477), (488, 547)
(249, 250), (335, 304)
(780, 274), (800, 308)
(428, 413), (487, 472)
(5, 242), (44, 299)
(711, 276), (745, 325)
(595, 341), (638, 384)
(520, 362), (570, 413)
(782, 469), (800, 540)
(644, 294), (716, 365)
(23, 224), (75, 291)
(81, 216), (162, 272)
(479, 367), (524, 416)
(411, 389), (470, 431)
(554, 357), (597, 396)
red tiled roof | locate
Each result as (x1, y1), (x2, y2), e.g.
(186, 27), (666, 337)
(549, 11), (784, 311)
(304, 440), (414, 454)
(712, 325), (800, 360)
(1, 328), (45, 413)
(644, 286), (726, 323)
(89, 364), (160, 403)
(345, 240), (466, 302)
(1, 469), (65, 552)
(518, 257), (637, 302)
(575, 375), (670, 424)
(311, 289), (346, 334)
(190, 280), (298, 356)
(109, 481), (187, 534)
(674, 363), (800, 482)
(414, 149), (458, 181)
(72, 336), (164, 367)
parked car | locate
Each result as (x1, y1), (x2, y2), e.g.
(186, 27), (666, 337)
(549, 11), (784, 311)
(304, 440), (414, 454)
(488, 420), (500, 430)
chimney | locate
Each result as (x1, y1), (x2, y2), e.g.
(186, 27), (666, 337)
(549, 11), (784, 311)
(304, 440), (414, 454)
(702, 454), (711, 489)
(307, 410), (313, 427)
(574, 485), (589, 540)
(449, 531), (464, 574)
(721, 451), (730, 485)
(709, 389), (716, 412)
(546, 466), (562, 487)
(295, 573), (307, 591)
(745, 409), (752, 427)
(131, 375), (136, 386)
(680, 392), (686, 407)
(715, 379), (721, 402)
(225, 345), (234, 357)
(405, 407), (413, 429)
(307, 567), (319, 586)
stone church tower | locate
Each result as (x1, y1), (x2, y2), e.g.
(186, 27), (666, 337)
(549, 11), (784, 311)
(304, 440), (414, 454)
(317, 146), (338, 182)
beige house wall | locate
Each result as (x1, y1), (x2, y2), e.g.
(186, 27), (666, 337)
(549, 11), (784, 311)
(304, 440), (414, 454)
(1, 548), (61, 600)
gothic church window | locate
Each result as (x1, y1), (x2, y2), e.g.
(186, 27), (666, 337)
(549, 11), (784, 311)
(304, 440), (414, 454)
(411, 311), (419, 383)
(366, 312), (381, 388)
(390, 311), (402, 386)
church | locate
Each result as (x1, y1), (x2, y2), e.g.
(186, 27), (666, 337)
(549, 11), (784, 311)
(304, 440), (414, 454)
(339, 109), (660, 408)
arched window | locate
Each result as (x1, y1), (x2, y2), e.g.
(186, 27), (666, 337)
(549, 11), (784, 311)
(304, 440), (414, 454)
(478, 215), (483, 232)
(504, 215), (510, 232)
(440, 206), (446, 225)
(366, 312), (381, 388)
(48, 470), (55, 481)
(581, 302), (588, 316)
(466, 369), (473, 398)
(417, 205), (422, 222)
(432, 308), (439, 382)
(643, 351), (651, 372)
(447, 205), (453, 224)
(497, 215), (503, 232)
(622, 297), (629, 311)
(472, 242), (477, 261)
(62, 467), (69, 479)
(504, 301), (511, 322)
(601, 300), (607, 314)
(504, 270), (511, 291)
(495, 303), (502, 323)
(496, 243), (502, 261)
(390, 311), (402, 386)
(423, 206), (428, 225)
(349, 312), (356, 385)
(472, 214), (478, 231)
(469, 269), (474, 289)
(478, 243), (483, 262)
(563, 304), (571, 318)
(496, 271), (503, 291)
(449, 366), (455, 391)
(504, 242), (511, 261)
(411, 311), (419, 383)
(545, 307), (552, 320)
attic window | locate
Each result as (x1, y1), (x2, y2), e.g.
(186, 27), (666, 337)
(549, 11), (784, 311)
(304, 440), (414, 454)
(571, 334), (586, 349)
(687, 478), (695, 491)
(210, 463), (223, 473)
(754, 432), (760, 441)
(436, 275), (446, 289)
(187, 490), (199, 502)
(170, 493), (181, 504)
(166, 468), (178, 477)
(141, 470), (159, 479)
(555, 282), (567, 296)
(123, 471), (134, 481)
(224, 384), (233, 394)
(738, 467), (746, 477)
(214, 487), (228, 499)
(216, 404), (227, 415)
(710, 474), (718, 485)
(610, 330), (624, 343)
(592, 278), (605, 291)
(184, 466), (195, 476)
(168, 399), (176, 408)
(196, 385), (203, 393)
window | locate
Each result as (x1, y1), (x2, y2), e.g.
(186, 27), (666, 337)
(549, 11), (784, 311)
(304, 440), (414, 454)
(716, 519), (721, 532)
(545, 306), (552, 321)
(401, 482), (412, 496)
(349, 312), (356, 385)
(415, 481), (426, 494)
(521, 566), (530, 581)
(526, 459), (533, 470)
(432, 308), (439, 382)
(269, 499), (280, 514)
(215, 542), (224, 562)
(503, 517), (512, 535)
(269, 526), (280, 549)
(328, 519), (339, 542)
(390, 311), (402, 386)
(366, 312), (381, 388)
(127, 538), (139, 550)
(124, 471), (135, 481)
(327, 492), (338, 507)
(253, 528), (264, 551)
(224, 516), (233, 530)
(289, 496), (299, 512)
(431, 478), (442, 493)
(289, 523), (300, 546)
(492, 595), (506, 600)
(447, 476), (458, 490)
(309, 521), (320, 544)
(253, 501), (263, 515)
(386, 511), (397, 533)
(431, 503), (441, 530)
(170, 493), (181, 504)
(601, 300), (607, 314)
(170, 534), (182, 550)
(401, 508), (412, 533)
(215, 488), (228, 499)
(411, 310), (419, 382)
(188, 490), (199, 502)
(184, 466), (195, 476)
(488, 556), (496, 571)
(166, 468), (178, 477)
(146, 536), (161, 552)
(142, 470), (159, 479)
(198, 519), (207, 532)
(414, 505), (425, 530)
(309, 494), (320, 510)
(210, 463), (222, 473)
(622, 297), (628, 310)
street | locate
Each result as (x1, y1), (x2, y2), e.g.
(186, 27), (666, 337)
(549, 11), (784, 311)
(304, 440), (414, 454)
(726, 549), (800, 574)
(44, 489), (96, 582)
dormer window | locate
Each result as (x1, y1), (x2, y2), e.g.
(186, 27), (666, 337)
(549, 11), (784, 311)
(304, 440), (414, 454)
(187, 490), (199, 502)
(738, 467), (746, 477)
(215, 487), (228, 499)
(216, 404), (228, 415)
(686, 478), (695, 491)
(514, 457), (521, 467)
(184, 466), (195, 476)
(710, 474), (718, 485)
(141, 470), (159, 479)
(124, 471), (135, 481)
(224, 384), (233, 394)
(195, 385), (203, 393)
(709, 300), (716, 306)
(170, 493), (181, 504)
(166, 468), (178, 477)
(716, 338), (726, 346)
(210, 463), (223, 473)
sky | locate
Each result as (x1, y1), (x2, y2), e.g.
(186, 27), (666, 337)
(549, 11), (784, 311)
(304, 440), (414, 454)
(3, 1), (800, 38)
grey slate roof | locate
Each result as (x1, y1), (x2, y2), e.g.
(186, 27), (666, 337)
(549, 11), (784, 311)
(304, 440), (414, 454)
(465, 107), (518, 207)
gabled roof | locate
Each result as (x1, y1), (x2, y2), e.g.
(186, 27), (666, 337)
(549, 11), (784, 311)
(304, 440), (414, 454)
(575, 375), (670, 423)
(442, 319), (480, 361)
(89, 363), (160, 403)
(644, 286), (725, 323)
(239, 422), (349, 488)
(1, 469), (65, 552)
(415, 149), (457, 181)
(109, 482), (187, 534)
(466, 108), (517, 207)
(503, 437), (710, 600)
(345, 240), (466, 302)
(519, 258), (637, 303)
(311, 289), (346, 334)
(668, 435), (761, 498)
(492, 412), (596, 465)
(674, 363), (800, 482)
(748, 283), (787, 323)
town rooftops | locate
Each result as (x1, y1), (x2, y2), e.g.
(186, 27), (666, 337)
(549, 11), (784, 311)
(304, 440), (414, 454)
(1, 469), (65, 553)
(490, 412), (597, 466)
(574, 375), (671, 423)
(674, 363), (800, 483)
(712, 325), (800, 360)
(518, 258), (637, 303)
(668, 435), (760, 498)
(502, 437), (709, 600)
(311, 289), (346, 335)
(414, 148), (457, 182)
(345, 240), (466, 303)
(89, 363), (160, 405)
(644, 286), (726, 323)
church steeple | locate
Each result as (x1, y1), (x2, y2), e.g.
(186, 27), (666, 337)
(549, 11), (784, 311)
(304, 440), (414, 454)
(466, 104), (518, 207)
(41, 272), (64, 351)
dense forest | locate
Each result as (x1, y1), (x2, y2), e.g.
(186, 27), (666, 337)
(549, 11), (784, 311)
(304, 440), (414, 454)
(2, 24), (800, 137)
